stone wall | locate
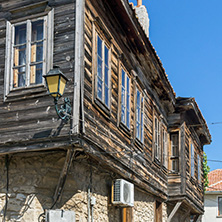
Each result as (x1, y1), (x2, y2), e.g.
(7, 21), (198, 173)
(0, 151), (167, 221)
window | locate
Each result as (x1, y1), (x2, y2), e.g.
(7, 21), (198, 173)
(197, 154), (201, 182)
(4, 11), (53, 97)
(219, 197), (222, 216)
(120, 68), (130, 129)
(170, 132), (179, 173)
(163, 128), (168, 168)
(95, 34), (110, 107)
(191, 142), (195, 177)
(136, 89), (144, 142)
(154, 117), (161, 161)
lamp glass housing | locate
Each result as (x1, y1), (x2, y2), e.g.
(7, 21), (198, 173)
(44, 68), (68, 99)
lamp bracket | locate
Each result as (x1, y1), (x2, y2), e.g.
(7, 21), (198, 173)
(54, 97), (72, 122)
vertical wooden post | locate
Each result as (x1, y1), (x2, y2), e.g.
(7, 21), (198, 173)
(122, 207), (133, 222)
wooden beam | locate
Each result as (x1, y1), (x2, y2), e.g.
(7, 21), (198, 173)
(167, 201), (182, 222)
(53, 148), (75, 204)
(193, 214), (201, 222)
(72, 0), (85, 134)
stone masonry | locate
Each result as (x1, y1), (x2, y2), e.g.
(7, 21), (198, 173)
(0, 151), (169, 221)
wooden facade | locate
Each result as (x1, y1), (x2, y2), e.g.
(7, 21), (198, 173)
(0, 0), (211, 221)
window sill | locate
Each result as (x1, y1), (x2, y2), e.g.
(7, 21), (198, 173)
(4, 85), (47, 102)
(93, 98), (111, 120)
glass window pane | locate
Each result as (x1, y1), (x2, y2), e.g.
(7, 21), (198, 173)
(126, 94), (130, 128)
(97, 78), (102, 100)
(19, 46), (26, 65)
(18, 71), (26, 87)
(141, 111), (143, 141)
(136, 106), (140, 122)
(121, 88), (125, 107)
(36, 63), (43, 84)
(32, 20), (44, 41)
(122, 70), (125, 88)
(15, 24), (26, 45)
(136, 91), (140, 123)
(126, 110), (130, 128)
(97, 36), (102, 57)
(191, 143), (194, 176)
(219, 198), (222, 215)
(104, 45), (109, 66)
(136, 122), (140, 139)
(137, 90), (140, 108)
(97, 57), (102, 78)
(126, 76), (129, 92)
(104, 66), (109, 85)
(36, 43), (43, 62)
(31, 43), (43, 63)
(121, 105), (125, 124)
(14, 46), (26, 67)
(126, 94), (130, 111)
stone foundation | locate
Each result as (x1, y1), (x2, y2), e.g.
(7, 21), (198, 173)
(0, 151), (167, 221)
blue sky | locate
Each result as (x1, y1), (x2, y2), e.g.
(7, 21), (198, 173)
(130, 0), (222, 171)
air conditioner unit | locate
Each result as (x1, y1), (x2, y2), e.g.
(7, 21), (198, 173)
(45, 209), (75, 222)
(112, 179), (134, 207)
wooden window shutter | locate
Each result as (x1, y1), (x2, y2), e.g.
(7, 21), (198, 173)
(122, 207), (133, 222)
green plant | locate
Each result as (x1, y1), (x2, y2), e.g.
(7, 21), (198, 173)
(203, 151), (210, 191)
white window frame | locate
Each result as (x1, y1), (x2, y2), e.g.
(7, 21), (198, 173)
(163, 128), (168, 168)
(154, 117), (161, 161)
(191, 142), (195, 177)
(4, 10), (54, 99)
(197, 154), (201, 183)
(136, 89), (144, 143)
(120, 67), (130, 129)
(95, 33), (111, 108)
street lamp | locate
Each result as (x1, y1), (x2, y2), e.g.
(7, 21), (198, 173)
(43, 66), (71, 121)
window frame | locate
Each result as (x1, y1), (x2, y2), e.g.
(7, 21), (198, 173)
(218, 197), (222, 217)
(197, 153), (201, 183)
(94, 32), (111, 109)
(154, 116), (161, 161)
(4, 10), (53, 100)
(135, 88), (144, 143)
(162, 127), (168, 168)
(120, 67), (131, 129)
(170, 132), (179, 173)
(190, 142), (195, 177)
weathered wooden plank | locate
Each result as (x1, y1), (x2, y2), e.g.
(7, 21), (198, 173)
(167, 202), (182, 222)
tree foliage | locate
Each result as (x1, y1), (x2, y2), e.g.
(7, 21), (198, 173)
(203, 151), (210, 191)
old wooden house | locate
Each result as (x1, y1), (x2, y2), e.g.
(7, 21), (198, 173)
(0, 0), (211, 221)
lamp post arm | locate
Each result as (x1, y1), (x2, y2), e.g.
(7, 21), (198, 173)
(54, 97), (72, 122)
